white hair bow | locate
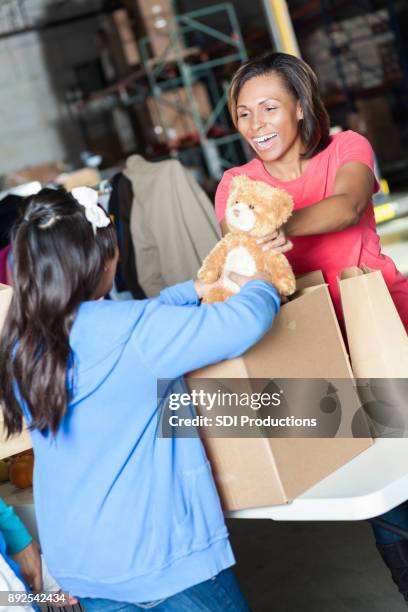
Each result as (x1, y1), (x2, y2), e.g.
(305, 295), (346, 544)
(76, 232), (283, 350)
(71, 186), (111, 235)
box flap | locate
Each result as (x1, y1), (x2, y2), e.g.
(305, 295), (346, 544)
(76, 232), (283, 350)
(295, 270), (325, 291)
(0, 284), (12, 334)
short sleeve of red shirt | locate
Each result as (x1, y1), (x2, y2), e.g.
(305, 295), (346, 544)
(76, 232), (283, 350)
(334, 130), (379, 191)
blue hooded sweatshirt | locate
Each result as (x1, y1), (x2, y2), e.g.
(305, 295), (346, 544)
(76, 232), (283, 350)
(28, 279), (279, 603)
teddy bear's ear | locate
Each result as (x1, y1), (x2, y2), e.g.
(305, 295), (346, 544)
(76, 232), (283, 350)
(271, 189), (294, 226)
(229, 174), (251, 192)
(227, 175), (252, 207)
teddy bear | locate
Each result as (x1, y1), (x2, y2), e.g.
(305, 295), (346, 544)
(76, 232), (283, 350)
(198, 175), (296, 303)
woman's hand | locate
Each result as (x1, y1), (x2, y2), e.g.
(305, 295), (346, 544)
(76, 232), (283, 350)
(255, 229), (293, 253)
(12, 540), (43, 592)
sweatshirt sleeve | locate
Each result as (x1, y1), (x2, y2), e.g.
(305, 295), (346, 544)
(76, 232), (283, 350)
(158, 280), (199, 306)
(132, 280), (280, 378)
(0, 497), (32, 555)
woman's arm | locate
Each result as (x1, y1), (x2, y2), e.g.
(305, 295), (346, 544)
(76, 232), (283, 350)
(285, 161), (375, 236)
(154, 277), (251, 306)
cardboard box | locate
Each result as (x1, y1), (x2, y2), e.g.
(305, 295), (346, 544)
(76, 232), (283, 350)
(355, 97), (404, 163)
(146, 83), (212, 142)
(57, 168), (100, 191)
(105, 9), (141, 77)
(188, 272), (373, 511)
(0, 284), (12, 332)
(144, 14), (184, 59)
(0, 419), (32, 460)
(4, 162), (65, 188)
(136, 0), (174, 19)
(0, 284), (32, 459)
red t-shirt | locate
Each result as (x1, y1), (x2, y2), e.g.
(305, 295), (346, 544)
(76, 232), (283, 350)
(215, 130), (408, 329)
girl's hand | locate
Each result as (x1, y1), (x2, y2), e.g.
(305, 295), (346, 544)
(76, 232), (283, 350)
(228, 271), (274, 287)
(54, 591), (79, 607)
(195, 278), (224, 299)
(195, 271), (275, 298)
(256, 229), (293, 253)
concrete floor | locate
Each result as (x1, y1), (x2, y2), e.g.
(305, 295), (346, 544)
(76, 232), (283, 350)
(227, 519), (407, 612)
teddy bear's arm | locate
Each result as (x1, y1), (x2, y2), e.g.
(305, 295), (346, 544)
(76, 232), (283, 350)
(261, 251), (297, 296)
(198, 239), (229, 284)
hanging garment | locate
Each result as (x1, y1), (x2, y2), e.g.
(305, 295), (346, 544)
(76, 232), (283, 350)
(0, 245), (12, 285)
(0, 195), (25, 250)
(124, 155), (221, 297)
(108, 173), (146, 299)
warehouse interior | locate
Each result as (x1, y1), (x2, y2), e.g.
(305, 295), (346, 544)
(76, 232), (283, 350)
(1, 0), (407, 268)
(1, 1), (408, 611)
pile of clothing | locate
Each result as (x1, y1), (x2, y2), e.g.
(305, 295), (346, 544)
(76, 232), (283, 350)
(0, 195), (27, 286)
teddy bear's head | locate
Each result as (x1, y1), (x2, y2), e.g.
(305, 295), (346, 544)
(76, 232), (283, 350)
(225, 175), (293, 237)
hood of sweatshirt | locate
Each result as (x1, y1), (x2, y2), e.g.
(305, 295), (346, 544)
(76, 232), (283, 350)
(69, 299), (143, 405)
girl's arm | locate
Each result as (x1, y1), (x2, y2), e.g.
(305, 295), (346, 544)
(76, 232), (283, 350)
(157, 280), (200, 307)
(132, 280), (280, 379)
(154, 278), (237, 307)
(285, 161), (375, 236)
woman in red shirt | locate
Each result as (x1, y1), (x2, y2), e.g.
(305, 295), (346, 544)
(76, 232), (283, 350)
(216, 53), (408, 328)
(216, 52), (408, 601)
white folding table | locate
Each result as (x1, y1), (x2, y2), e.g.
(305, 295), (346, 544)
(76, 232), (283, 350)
(2, 439), (408, 539)
(228, 439), (408, 523)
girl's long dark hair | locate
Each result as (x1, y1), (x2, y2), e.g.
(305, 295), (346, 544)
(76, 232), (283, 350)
(228, 52), (331, 159)
(0, 188), (117, 436)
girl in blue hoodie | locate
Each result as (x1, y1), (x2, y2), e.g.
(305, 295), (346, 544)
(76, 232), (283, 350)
(0, 188), (280, 611)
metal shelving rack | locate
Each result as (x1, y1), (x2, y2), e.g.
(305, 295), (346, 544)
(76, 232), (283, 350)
(138, 3), (248, 180)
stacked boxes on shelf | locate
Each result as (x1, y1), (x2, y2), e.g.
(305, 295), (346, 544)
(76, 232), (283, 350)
(124, 0), (183, 60)
(145, 83), (212, 143)
(139, 0), (184, 59)
(299, 8), (404, 163)
(301, 9), (403, 95)
(354, 97), (404, 164)
(102, 1), (182, 78)
(127, 1), (209, 146)
(103, 9), (142, 79)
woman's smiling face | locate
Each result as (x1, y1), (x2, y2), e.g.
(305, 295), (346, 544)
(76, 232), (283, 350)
(236, 72), (303, 163)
